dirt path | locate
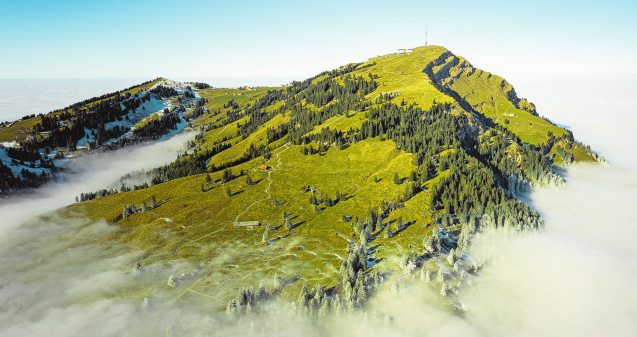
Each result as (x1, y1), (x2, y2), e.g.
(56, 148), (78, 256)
(234, 143), (290, 223)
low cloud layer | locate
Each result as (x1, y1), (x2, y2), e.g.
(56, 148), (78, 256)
(0, 131), (195, 235)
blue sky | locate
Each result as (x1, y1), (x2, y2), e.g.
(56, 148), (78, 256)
(1, 0), (635, 82)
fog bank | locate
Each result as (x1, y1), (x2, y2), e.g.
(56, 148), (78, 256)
(0, 131), (195, 235)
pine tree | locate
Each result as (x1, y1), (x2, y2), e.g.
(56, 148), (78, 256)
(201, 183), (204, 192)
(274, 273), (284, 290)
(394, 172), (400, 184)
(257, 283), (267, 300)
(384, 224), (393, 239)
(245, 175), (252, 186)
(262, 230), (268, 243)
(205, 173), (212, 184)
(141, 202), (148, 212)
(437, 269), (444, 282)
(150, 195), (158, 208)
(440, 283), (448, 296)
(384, 314), (395, 327)
(285, 217), (292, 230)
(297, 284), (309, 307)
(309, 194), (317, 205)
(167, 275), (176, 287)
(447, 248), (456, 265)
(75, 196), (79, 203)
(225, 187), (231, 197)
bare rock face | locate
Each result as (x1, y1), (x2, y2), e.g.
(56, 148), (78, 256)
(457, 116), (483, 144)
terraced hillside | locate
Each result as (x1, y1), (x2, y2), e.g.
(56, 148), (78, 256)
(11, 46), (607, 317)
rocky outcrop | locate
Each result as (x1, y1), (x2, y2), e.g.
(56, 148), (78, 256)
(422, 49), (539, 117)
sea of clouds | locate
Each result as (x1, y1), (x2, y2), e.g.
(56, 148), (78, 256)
(0, 76), (635, 336)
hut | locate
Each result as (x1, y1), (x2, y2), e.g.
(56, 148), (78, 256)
(233, 221), (260, 229)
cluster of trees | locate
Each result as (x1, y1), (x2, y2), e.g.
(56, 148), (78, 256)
(7, 147), (41, 162)
(554, 145), (574, 164)
(76, 188), (118, 202)
(475, 128), (555, 188)
(121, 196), (158, 219)
(148, 143), (231, 185)
(95, 124), (127, 146)
(225, 284), (269, 319)
(186, 99), (209, 120)
(133, 112), (181, 138)
(190, 82), (211, 89)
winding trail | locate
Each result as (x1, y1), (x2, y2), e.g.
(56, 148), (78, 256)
(234, 143), (290, 223)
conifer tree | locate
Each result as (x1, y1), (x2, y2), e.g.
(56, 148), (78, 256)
(245, 175), (252, 186)
(274, 273), (284, 290)
(150, 195), (158, 208)
(262, 230), (268, 243)
(285, 217), (293, 230)
(141, 202), (148, 212)
(257, 283), (267, 301)
(447, 248), (456, 265)
(225, 187), (231, 197)
(440, 283), (448, 296)
(394, 172), (400, 184)
(437, 269), (444, 282)
(205, 173), (212, 184)
(384, 224), (393, 239)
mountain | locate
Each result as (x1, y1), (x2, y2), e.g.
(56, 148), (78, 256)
(0, 46), (606, 318)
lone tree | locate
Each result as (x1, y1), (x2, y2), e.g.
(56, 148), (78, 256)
(437, 268), (445, 282)
(205, 173), (212, 184)
(141, 202), (148, 212)
(122, 205), (131, 219)
(262, 230), (268, 243)
(274, 273), (284, 290)
(284, 217), (293, 230)
(384, 224), (393, 239)
(245, 175), (253, 186)
(440, 283), (448, 296)
(225, 187), (231, 197)
(394, 172), (400, 184)
(222, 169), (233, 183)
(150, 195), (158, 208)
(309, 194), (317, 205)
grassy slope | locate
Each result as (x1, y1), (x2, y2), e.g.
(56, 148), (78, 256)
(428, 50), (568, 145)
(67, 138), (433, 304)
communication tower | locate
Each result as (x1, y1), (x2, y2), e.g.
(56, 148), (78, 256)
(426, 25), (428, 46)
